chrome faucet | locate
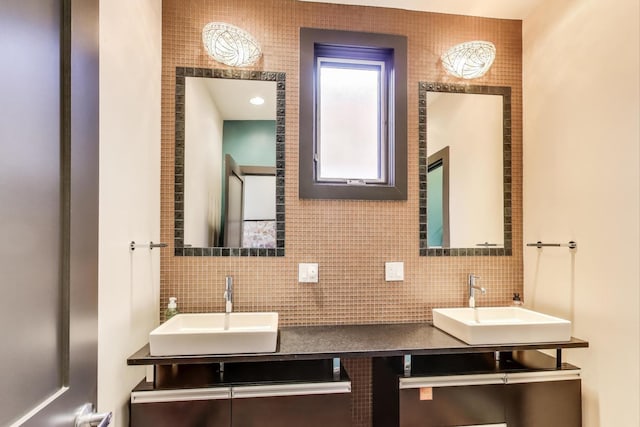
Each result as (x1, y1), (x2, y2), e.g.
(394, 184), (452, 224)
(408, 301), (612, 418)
(224, 276), (233, 313)
(468, 274), (486, 308)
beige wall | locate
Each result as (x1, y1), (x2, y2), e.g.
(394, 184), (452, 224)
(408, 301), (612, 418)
(161, 0), (524, 325)
(98, 0), (162, 426)
(523, 0), (640, 425)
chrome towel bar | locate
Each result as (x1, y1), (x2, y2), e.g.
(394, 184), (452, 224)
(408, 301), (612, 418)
(526, 241), (577, 250)
(129, 241), (168, 251)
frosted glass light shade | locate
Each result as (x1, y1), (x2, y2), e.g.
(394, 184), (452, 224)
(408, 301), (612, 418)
(202, 22), (262, 67)
(441, 41), (496, 79)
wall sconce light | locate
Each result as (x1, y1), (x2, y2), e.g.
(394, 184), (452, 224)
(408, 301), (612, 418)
(202, 22), (262, 67)
(441, 41), (496, 79)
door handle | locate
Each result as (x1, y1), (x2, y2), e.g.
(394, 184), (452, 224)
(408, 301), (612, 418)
(75, 403), (112, 427)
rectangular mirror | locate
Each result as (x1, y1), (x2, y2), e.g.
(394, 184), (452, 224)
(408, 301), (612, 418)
(174, 68), (285, 256)
(419, 82), (512, 256)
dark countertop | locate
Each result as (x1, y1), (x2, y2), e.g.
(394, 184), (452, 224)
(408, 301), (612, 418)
(127, 322), (588, 366)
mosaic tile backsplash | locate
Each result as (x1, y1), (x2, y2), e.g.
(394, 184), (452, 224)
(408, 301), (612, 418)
(161, 1), (523, 424)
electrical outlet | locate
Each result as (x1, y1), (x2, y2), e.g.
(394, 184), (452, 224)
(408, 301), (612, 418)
(298, 263), (319, 283)
(385, 262), (404, 281)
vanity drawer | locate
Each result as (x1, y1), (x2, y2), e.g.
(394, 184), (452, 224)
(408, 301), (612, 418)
(398, 374), (506, 427)
(130, 387), (231, 427)
(504, 372), (581, 427)
(231, 382), (352, 427)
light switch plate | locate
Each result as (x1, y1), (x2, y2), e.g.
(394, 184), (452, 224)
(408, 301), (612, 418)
(298, 263), (319, 283)
(385, 262), (404, 281)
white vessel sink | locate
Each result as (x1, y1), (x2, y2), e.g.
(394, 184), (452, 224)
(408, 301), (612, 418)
(149, 312), (278, 356)
(432, 307), (571, 345)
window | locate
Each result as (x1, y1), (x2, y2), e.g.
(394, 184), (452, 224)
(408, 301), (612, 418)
(299, 28), (407, 200)
(316, 53), (387, 184)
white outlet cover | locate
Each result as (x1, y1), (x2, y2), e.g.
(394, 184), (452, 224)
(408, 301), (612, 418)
(298, 263), (319, 283)
(385, 262), (404, 281)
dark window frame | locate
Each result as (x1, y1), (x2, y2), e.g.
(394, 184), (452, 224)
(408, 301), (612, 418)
(299, 28), (407, 200)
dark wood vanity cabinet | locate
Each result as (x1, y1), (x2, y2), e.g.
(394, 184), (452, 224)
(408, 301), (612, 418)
(130, 384), (351, 427)
(373, 352), (582, 427)
(127, 324), (589, 427)
(130, 360), (351, 427)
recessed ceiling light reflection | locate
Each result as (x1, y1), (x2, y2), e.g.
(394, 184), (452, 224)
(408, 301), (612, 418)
(250, 96), (265, 105)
